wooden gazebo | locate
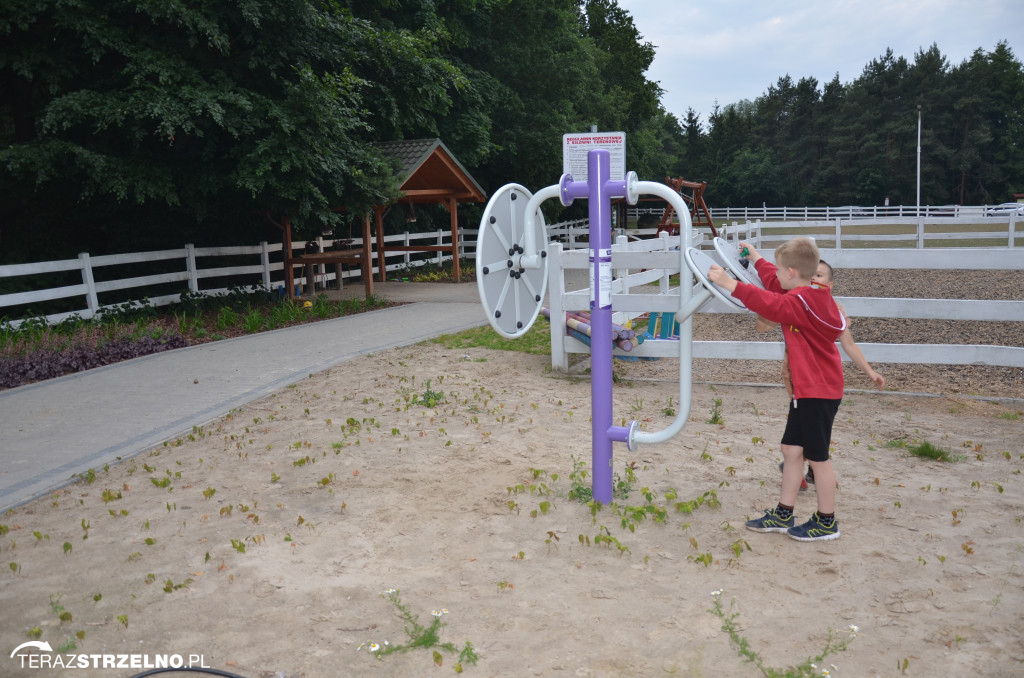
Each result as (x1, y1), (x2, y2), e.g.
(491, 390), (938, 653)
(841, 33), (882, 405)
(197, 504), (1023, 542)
(372, 139), (487, 282)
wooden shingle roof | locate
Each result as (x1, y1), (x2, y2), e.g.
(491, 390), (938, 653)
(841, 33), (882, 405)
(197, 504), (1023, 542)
(376, 138), (486, 204)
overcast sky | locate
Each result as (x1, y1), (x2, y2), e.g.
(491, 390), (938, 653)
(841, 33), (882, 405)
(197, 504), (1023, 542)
(616, 0), (1024, 125)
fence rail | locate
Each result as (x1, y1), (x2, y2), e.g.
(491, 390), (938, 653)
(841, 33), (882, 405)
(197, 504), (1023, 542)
(0, 230), (486, 325)
(545, 230), (1024, 371)
(627, 203), (1021, 223)
(3, 210), (1023, 355)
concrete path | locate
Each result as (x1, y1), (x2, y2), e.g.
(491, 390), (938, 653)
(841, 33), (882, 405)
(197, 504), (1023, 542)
(0, 284), (487, 512)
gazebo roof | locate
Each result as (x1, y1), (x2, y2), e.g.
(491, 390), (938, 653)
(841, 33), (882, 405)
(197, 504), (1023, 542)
(376, 138), (486, 204)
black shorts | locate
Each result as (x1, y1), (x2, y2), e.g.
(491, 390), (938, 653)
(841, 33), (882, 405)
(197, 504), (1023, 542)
(780, 398), (841, 462)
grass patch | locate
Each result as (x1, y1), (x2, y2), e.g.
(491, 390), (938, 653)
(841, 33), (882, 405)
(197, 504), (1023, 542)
(906, 440), (956, 462)
(430, 318), (550, 355)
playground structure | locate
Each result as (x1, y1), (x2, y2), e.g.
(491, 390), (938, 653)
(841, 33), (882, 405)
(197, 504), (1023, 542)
(655, 177), (717, 238)
(475, 149), (753, 503)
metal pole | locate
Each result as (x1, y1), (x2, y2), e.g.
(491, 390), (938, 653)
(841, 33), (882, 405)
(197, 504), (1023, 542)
(916, 104), (922, 217)
(586, 149), (615, 504)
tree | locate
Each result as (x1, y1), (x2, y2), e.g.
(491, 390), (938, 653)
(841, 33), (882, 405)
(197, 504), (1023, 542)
(0, 0), (464, 257)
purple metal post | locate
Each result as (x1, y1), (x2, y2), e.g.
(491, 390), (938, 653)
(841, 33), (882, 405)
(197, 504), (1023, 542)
(563, 149), (631, 503)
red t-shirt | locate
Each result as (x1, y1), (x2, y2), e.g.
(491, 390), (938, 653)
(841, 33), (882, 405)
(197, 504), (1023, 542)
(731, 259), (847, 400)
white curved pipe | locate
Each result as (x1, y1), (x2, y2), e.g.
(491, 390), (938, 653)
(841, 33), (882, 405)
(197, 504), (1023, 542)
(629, 181), (699, 447)
(520, 183), (561, 269)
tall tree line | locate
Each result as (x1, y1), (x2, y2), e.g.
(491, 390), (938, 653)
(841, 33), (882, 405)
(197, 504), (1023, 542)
(682, 42), (1024, 209)
(1, 1), (1021, 263)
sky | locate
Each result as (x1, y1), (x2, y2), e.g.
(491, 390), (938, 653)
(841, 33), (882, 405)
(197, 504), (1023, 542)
(616, 0), (1024, 124)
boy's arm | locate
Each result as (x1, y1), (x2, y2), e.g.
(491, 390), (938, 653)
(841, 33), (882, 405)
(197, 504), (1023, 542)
(753, 258), (784, 293)
(707, 265), (738, 293)
(755, 315), (778, 332)
(730, 280), (807, 326)
(710, 266), (814, 328)
(839, 330), (885, 390)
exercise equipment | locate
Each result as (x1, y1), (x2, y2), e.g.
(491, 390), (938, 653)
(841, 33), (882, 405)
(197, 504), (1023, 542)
(475, 149), (753, 503)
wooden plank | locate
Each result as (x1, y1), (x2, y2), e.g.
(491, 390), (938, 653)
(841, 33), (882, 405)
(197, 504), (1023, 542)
(94, 271), (190, 293)
(382, 245), (453, 252)
(817, 248), (1017, 270)
(197, 264), (268, 279)
(0, 284), (89, 306)
(0, 259), (82, 276)
(90, 249), (187, 267)
(562, 339), (1024, 368)
(192, 245), (263, 257)
(837, 297), (1024, 321)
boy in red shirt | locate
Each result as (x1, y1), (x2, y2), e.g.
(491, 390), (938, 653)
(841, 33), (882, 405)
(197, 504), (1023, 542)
(708, 237), (846, 541)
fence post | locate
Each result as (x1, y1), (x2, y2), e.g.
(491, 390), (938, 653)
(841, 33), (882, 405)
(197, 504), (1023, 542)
(658, 231), (671, 295)
(260, 241), (271, 288)
(78, 252), (100, 319)
(546, 242), (569, 371)
(614, 234), (629, 296)
(1010, 214), (1016, 248)
(184, 244), (199, 293)
(436, 229), (444, 266)
(835, 220), (842, 250)
(917, 218), (925, 249)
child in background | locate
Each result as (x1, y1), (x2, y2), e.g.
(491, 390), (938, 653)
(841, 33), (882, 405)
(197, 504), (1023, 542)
(708, 237), (846, 541)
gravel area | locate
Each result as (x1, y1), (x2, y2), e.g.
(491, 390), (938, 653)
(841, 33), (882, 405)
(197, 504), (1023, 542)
(624, 269), (1024, 400)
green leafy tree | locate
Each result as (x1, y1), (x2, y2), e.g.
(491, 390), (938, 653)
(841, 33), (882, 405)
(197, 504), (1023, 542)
(0, 0), (468, 257)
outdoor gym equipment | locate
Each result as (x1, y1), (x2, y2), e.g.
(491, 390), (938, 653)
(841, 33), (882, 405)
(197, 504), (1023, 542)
(475, 149), (757, 503)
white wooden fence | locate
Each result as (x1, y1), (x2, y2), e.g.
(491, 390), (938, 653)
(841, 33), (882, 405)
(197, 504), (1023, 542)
(546, 227), (1024, 371)
(628, 203), (1020, 223)
(0, 230), (473, 326)
(4, 215), (1023, 374)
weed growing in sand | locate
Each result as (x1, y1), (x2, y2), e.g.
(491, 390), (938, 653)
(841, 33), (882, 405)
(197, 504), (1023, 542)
(662, 397), (676, 417)
(359, 589), (478, 673)
(567, 455), (638, 502)
(416, 379), (446, 408)
(551, 459), (721, 558)
(907, 440), (955, 462)
(709, 589), (858, 677)
(991, 544), (1023, 615)
(707, 398), (724, 425)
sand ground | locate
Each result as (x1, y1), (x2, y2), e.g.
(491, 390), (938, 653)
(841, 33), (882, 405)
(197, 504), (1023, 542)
(1, 339), (1022, 677)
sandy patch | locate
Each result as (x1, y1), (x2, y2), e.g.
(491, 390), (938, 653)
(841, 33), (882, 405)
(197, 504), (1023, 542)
(2, 342), (1022, 677)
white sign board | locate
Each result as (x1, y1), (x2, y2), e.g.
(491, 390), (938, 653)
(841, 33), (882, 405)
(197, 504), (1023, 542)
(562, 132), (626, 182)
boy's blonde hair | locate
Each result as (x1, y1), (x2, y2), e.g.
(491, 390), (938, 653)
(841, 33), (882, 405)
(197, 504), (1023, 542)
(774, 237), (820, 280)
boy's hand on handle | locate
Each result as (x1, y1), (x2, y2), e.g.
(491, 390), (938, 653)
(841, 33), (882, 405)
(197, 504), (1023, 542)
(707, 265), (739, 293)
(739, 241), (762, 263)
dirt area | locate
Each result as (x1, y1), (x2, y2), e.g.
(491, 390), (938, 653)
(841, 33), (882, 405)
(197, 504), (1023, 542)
(1, 267), (1021, 677)
(2, 336), (1022, 677)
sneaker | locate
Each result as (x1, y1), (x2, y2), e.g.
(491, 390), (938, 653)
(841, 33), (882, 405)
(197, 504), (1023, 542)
(778, 461), (809, 491)
(745, 508), (795, 533)
(788, 513), (840, 541)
